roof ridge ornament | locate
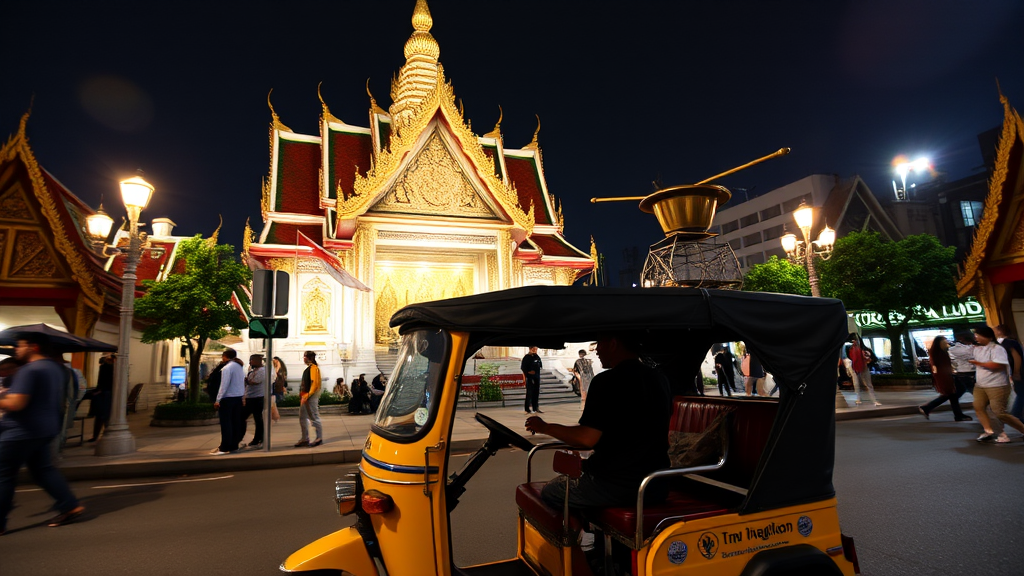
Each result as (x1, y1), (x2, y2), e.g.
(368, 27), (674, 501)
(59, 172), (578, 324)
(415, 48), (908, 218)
(483, 105), (503, 140)
(267, 89), (292, 132)
(367, 79), (387, 116)
(524, 115), (541, 150)
(318, 82), (343, 124)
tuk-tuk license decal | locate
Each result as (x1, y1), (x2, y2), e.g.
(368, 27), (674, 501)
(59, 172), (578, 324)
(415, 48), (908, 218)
(697, 532), (719, 559)
(667, 541), (687, 564)
(798, 516), (813, 537)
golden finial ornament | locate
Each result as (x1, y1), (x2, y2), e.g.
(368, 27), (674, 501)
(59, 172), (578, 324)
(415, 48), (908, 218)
(524, 114), (541, 150)
(242, 217), (254, 258)
(390, 0), (441, 124)
(412, 0), (433, 31)
(366, 79), (386, 116)
(484, 105), (503, 139)
(206, 215), (223, 248)
(318, 81), (343, 124)
(267, 89), (292, 132)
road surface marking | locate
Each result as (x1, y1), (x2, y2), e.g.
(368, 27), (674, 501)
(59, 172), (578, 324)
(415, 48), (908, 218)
(91, 475), (234, 489)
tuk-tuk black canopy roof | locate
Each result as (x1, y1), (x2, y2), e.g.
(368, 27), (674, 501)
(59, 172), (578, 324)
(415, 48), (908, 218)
(393, 287), (850, 514)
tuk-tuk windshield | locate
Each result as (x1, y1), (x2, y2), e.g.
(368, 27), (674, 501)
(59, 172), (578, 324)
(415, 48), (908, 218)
(372, 329), (450, 440)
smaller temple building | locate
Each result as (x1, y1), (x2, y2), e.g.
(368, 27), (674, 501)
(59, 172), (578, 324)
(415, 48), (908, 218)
(0, 113), (190, 410)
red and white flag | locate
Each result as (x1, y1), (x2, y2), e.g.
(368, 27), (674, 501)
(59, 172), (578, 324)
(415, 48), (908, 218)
(296, 231), (371, 291)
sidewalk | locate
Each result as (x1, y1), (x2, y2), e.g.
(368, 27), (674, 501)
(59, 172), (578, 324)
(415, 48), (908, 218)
(50, 388), (966, 481)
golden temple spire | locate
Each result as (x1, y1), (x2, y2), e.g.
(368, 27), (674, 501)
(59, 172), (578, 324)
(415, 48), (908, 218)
(390, 0), (441, 126)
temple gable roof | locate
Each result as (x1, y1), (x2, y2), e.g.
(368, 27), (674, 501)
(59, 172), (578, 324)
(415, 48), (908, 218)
(958, 91), (1024, 296)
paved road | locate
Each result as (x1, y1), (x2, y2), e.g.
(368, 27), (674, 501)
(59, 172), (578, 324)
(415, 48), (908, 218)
(1, 412), (1021, 575)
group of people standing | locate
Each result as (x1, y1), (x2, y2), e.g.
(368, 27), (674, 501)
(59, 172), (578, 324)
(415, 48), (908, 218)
(210, 349), (270, 455)
(342, 373), (386, 415)
(921, 325), (1024, 443)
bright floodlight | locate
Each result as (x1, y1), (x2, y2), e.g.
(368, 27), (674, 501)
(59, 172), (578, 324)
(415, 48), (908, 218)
(781, 233), (798, 254)
(912, 157), (930, 172)
(119, 175), (155, 211)
(86, 205), (114, 239)
(793, 205), (814, 229)
(816, 225), (836, 248)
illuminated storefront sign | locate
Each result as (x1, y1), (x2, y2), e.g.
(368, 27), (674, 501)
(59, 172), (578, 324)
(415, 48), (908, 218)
(850, 298), (985, 330)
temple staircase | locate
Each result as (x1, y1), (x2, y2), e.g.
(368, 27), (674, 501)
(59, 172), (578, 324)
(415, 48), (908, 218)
(491, 369), (579, 407)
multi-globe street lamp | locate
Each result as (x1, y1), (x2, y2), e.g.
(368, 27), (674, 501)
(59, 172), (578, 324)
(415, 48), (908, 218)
(85, 174), (156, 456)
(780, 204), (835, 297)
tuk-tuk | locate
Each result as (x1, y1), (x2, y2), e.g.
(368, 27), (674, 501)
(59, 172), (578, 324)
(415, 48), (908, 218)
(281, 286), (861, 575)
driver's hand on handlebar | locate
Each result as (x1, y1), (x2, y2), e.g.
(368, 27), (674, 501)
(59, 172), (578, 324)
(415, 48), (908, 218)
(525, 416), (547, 435)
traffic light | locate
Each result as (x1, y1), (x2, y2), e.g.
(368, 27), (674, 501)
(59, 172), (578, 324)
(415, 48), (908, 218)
(249, 318), (288, 339)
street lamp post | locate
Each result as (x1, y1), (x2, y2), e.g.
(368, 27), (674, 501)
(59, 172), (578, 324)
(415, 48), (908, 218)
(780, 204), (835, 297)
(892, 157), (930, 201)
(93, 175), (155, 456)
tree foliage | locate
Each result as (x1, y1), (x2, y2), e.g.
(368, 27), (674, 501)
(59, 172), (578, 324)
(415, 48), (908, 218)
(135, 236), (251, 402)
(742, 255), (811, 296)
(817, 231), (958, 373)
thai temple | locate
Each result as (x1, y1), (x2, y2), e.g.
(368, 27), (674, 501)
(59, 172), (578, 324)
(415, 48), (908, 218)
(245, 0), (594, 378)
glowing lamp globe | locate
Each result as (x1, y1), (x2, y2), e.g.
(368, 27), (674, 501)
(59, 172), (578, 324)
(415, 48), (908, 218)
(793, 205), (814, 230)
(816, 225), (836, 248)
(86, 205), (114, 240)
(119, 176), (155, 212)
(780, 233), (798, 254)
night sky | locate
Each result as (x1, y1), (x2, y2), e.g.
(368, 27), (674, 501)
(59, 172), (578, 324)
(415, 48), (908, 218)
(3, 0), (1022, 285)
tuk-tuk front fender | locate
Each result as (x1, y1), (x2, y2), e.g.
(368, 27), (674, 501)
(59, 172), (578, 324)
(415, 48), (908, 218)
(280, 526), (377, 575)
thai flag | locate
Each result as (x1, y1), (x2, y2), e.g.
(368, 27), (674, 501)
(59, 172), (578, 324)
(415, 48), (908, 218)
(296, 231), (371, 291)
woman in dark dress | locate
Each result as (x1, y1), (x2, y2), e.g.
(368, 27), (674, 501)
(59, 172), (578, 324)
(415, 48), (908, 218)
(348, 375), (366, 414)
(919, 336), (969, 421)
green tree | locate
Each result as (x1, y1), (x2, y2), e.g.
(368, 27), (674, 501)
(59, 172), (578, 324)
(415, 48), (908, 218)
(817, 231), (957, 374)
(742, 255), (811, 296)
(135, 236), (252, 402)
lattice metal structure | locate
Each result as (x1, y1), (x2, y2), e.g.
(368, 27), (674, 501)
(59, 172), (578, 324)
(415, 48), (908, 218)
(641, 235), (743, 289)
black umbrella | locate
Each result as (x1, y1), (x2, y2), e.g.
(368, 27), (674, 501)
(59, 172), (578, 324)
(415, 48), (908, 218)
(0, 323), (118, 352)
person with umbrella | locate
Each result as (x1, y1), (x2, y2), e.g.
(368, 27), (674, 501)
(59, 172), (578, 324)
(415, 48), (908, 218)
(0, 332), (85, 533)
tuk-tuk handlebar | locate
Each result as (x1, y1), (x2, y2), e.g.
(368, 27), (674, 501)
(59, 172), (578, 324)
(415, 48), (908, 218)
(634, 444), (729, 549)
(526, 442), (572, 483)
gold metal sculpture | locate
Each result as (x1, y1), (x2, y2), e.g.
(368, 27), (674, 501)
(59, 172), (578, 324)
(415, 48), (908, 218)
(590, 147), (791, 237)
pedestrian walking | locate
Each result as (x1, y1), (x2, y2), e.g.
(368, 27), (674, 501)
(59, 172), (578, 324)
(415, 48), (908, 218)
(994, 324), (1024, 420)
(272, 357), (288, 403)
(295, 351), (323, 447)
(970, 326), (1024, 443)
(918, 336), (970, 421)
(240, 354), (266, 449)
(205, 358), (226, 402)
(949, 332), (977, 395)
(86, 354), (114, 441)
(521, 346), (543, 414)
(571, 349), (594, 410)
(0, 332), (84, 534)
(713, 345), (733, 397)
(370, 373), (386, 413)
(212, 349), (244, 455)
(848, 334), (881, 406)
(742, 350), (766, 396)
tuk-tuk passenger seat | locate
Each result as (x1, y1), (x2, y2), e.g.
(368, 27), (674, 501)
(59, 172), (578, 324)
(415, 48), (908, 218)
(591, 397), (778, 548)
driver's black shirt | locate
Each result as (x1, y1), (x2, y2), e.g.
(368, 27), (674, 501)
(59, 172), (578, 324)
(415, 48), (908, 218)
(579, 358), (671, 488)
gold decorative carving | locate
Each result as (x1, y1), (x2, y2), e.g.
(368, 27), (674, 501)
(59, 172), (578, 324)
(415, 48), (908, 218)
(10, 230), (58, 278)
(0, 112), (103, 310)
(373, 261), (474, 343)
(0, 185), (33, 221)
(523, 114), (541, 150)
(0, 230), (6, 269)
(302, 277), (331, 333)
(261, 176), (271, 222)
(1007, 210), (1024, 255)
(376, 230), (496, 245)
(958, 92), (1024, 296)
(318, 81), (344, 125)
(512, 258), (524, 287)
(370, 131), (496, 218)
(485, 252), (498, 290)
(483, 106), (503, 140)
(241, 218), (254, 259)
(340, 65), (534, 234)
(267, 89), (292, 133)
(524, 266), (554, 282)
(554, 267), (579, 286)
(265, 258), (296, 274)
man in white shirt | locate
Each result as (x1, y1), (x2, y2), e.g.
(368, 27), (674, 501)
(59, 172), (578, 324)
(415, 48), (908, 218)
(969, 326), (1024, 443)
(212, 349), (245, 455)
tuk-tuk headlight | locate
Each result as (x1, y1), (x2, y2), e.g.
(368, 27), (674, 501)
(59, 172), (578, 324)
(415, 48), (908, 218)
(335, 479), (358, 516)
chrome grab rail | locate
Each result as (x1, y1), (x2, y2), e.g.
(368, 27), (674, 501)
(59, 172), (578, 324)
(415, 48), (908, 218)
(526, 441), (571, 483)
(424, 440), (445, 495)
(634, 443), (729, 549)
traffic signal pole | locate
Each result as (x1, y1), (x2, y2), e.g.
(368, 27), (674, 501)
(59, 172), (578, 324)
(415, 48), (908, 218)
(264, 334), (273, 452)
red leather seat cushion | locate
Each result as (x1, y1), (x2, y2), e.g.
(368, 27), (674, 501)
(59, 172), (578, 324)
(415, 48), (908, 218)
(669, 397), (776, 487)
(594, 489), (730, 545)
(515, 482), (583, 540)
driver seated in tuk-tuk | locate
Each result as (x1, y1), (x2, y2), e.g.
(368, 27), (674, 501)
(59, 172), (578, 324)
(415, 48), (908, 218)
(525, 333), (672, 511)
